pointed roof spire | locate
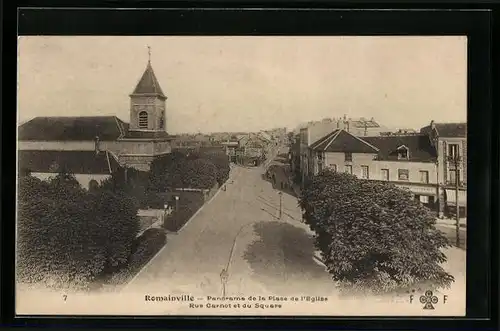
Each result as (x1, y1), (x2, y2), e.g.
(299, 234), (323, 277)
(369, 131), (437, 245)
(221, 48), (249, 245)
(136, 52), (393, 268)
(130, 46), (166, 99)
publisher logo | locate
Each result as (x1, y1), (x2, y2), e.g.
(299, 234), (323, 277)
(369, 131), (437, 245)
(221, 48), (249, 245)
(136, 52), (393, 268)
(419, 290), (438, 310)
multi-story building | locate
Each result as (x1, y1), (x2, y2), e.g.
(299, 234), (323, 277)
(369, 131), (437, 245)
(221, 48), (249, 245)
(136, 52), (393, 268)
(307, 129), (439, 211)
(298, 116), (387, 185)
(420, 121), (467, 218)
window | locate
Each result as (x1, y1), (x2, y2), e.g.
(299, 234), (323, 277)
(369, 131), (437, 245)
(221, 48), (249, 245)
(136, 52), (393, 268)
(317, 154), (323, 172)
(381, 169), (389, 181)
(449, 169), (460, 185)
(138, 111), (148, 128)
(159, 110), (165, 129)
(345, 152), (352, 162)
(361, 165), (369, 179)
(397, 146), (409, 160)
(398, 169), (409, 181)
(448, 144), (460, 159)
(420, 195), (429, 204)
(345, 165), (352, 174)
(88, 179), (99, 191)
(419, 170), (429, 184)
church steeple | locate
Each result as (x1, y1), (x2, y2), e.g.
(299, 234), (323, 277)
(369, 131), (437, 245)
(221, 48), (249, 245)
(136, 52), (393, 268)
(130, 47), (167, 100)
(129, 47), (167, 131)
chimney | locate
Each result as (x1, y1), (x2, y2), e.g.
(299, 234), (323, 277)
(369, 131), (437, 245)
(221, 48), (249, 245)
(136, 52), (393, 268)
(94, 135), (100, 155)
(430, 120), (436, 130)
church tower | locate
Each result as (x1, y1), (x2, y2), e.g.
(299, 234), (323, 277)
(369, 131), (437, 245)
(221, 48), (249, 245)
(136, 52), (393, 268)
(129, 47), (167, 132)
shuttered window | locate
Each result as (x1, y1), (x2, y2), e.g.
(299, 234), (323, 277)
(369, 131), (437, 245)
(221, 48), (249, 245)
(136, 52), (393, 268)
(138, 111), (148, 128)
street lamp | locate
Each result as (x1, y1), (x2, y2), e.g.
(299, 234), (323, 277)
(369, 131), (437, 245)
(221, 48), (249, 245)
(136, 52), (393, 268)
(447, 154), (463, 247)
(174, 195), (180, 211)
(278, 191), (283, 220)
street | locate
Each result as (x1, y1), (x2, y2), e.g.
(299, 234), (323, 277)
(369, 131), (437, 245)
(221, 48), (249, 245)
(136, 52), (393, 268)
(124, 149), (338, 300)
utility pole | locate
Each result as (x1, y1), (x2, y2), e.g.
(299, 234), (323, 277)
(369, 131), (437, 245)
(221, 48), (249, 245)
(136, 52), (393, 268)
(454, 158), (460, 247)
(448, 152), (462, 247)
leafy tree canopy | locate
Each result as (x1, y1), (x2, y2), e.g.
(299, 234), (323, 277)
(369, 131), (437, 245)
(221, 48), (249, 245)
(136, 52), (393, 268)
(300, 170), (454, 294)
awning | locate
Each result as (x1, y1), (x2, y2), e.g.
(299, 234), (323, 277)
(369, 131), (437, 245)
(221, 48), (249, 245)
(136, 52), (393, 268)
(445, 189), (467, 206)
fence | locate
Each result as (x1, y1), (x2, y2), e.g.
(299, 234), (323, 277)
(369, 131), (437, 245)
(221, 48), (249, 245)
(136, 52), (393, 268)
(137, 208), (171, 237)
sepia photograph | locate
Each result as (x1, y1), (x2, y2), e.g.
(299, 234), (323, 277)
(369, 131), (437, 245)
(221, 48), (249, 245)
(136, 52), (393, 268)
(16, 35), (467, 316)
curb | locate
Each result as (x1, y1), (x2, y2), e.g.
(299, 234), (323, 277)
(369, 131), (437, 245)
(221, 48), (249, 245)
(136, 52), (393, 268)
(313, 251), (327, 268)
(121, 168), (239, 292)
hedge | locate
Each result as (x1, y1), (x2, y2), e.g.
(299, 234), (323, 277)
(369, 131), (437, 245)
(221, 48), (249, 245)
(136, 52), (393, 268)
(104, 228), (167, 287)
(17, 174), (140, 290)
(299, 170), (454, 294)
(163, 192), (204, 232)
(128, 228), (167, 270)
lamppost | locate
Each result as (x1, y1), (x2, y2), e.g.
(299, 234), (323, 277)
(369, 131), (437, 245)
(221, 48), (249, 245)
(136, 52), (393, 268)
(175, 195), (180, 211)
(447, 153), (463, 247)
(278, 191), (283, 220)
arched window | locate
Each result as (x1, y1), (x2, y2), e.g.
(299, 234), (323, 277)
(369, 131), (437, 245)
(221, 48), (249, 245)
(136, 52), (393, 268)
(138, 111), (148, 129)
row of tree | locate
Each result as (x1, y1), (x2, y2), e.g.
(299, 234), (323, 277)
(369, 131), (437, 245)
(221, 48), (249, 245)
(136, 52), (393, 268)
(101, 149), (230, 208)
(299, 170), (454, 294)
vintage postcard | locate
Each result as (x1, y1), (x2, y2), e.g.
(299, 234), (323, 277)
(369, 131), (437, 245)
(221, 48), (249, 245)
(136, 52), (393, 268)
(16, 36), (467, 316)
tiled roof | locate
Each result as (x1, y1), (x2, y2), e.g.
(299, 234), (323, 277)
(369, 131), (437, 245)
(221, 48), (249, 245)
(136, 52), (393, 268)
(363, 135), (437, 162)
(131, 62), (166, 99)
(18, 116), (126, 141)
(18, 150), (121, 175)
(420, 122), (467, 138)
(311, 129), (379, 153)
(123, 130), (173, 140)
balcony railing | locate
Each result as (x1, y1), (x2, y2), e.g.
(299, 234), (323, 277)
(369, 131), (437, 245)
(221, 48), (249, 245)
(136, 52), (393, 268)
(445, 180), (466, 188)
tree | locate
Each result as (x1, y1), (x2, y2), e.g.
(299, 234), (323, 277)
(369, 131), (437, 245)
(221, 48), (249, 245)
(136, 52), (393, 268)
(148, 151), (190, 191)
(17, 174), (140, 290)
(299, 170), (454, 294)
(148, 150), (220, 190)
(182, 158), (218, 189)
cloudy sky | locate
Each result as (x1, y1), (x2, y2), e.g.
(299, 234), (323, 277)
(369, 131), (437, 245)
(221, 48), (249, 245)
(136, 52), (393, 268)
(18, 36), (467, 133)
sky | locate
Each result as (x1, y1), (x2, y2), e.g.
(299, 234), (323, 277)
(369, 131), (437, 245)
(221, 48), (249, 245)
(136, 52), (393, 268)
(17, 36), (467, 134)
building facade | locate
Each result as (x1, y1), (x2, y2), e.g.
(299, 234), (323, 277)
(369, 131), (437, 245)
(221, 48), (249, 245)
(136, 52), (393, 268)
(308, 129), (439, 211)
(298, 116), (388, 184)
(420, 121), (467, 218)
(18, 56), (174, 172)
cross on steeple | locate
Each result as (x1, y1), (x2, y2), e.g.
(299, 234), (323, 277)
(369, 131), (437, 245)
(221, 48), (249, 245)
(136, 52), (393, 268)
(147, 45), (151, 63)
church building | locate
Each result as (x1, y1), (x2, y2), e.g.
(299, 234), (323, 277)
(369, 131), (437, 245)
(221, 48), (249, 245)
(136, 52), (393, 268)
(18, 53), (174, 175)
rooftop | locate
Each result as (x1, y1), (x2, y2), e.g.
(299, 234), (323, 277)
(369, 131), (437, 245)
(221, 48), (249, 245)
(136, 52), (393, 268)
(363, 134), (437, 162)
(18, 116), (173, 141)
(131, 61), (166, 99)
(18, 150), (122, 175)
(311, 129), (379, 154)
(420, 122), (467, 138)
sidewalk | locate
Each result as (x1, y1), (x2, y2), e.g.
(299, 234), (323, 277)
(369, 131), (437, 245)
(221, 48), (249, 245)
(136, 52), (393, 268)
(436, 218), (467, 228)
